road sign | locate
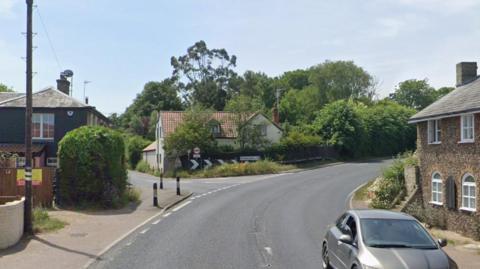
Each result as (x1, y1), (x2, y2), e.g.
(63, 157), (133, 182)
(193, 147), (201, 154)
(217, 159), (225, 165)
(231, 159), (238, 164)
(204, 159), (212, 168)
(193, 153), (201, 159)
(240, 156), (261, 161)
(190, 159), (199, 170)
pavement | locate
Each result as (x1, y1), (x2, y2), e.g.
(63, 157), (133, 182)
(0, 173), (191, 269)
(89, 160), (390, 269)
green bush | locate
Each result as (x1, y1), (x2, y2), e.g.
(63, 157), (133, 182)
(33, 208), (67, 233)
(135, 160), (152, 173)
(370, 153), (416, 209)
(202, 160), (288, 177)
(58, 126), (128, 208)
(125, 135), (151, 169)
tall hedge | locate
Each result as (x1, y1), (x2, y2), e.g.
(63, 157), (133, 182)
(125, 135), (151, 169)
(58, 126), (127, 208)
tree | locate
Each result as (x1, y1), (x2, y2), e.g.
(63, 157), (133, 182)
(0, 83), (13, 92)
(434, 87), (455, 100)
(388, 79), (436, 110)
(171, 40), (238, 110)
(308, 60), (376, 105)
(125, 135), (151, 169)
(164, 106), (217, 156)
(312, 100), (366, 157)
(120, 79), (182, 138)
(278, 69), (310, 90)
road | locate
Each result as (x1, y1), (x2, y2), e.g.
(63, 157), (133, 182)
(90, 160), (389, 269)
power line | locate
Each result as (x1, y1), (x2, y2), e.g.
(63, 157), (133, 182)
(35, 5), (62, 72)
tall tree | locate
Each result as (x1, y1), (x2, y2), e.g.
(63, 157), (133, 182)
(0, 83), (13, 92)
(388, 79), (436, 110)
(171, 40), (238, 110)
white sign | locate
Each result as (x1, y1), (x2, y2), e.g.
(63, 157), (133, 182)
(193, 147), (201, 154)
(231, 159), (238, 164)
(204, 159), (212, 168)
(240, 156), (261, 161)
(190, 159), (199, 170)
(193, 153), (201, 159)
(217, 159), (225, 165)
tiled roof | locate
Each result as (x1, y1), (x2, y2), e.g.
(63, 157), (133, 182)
(160, 111), (245, 138)
(409, 78), (480, 122)
(0, 87), (89, 108)
(0, 143), (46, 153)
(0, 92), (23, 103)
(143, 141), (156, 152)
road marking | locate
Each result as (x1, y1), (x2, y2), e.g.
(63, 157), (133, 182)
(152, 219), (161, 225)
(140, 228), (150, 234)
(125, 242), (132, 246)
(164, 212), (171, 217)
(172, 201), (191, 212)
(264, 247), (272, 255)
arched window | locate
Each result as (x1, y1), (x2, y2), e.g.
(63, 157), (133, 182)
(431, 172), (443, 204)
(461, 174), (476, 211)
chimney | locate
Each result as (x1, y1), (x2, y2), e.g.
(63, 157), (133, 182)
(456, 62), (477, 87)
(56, 74), (71, 95)
(272, 106), (280, 125)
(85, 97), (89, 104)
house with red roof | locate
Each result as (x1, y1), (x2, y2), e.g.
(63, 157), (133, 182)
(142, 110), (283, 171)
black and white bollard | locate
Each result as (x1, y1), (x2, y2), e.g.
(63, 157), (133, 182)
(153, 183), (158, 207)
(176, 176), (180, 196)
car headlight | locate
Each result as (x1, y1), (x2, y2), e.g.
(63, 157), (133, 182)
(362, 265), (381, 269)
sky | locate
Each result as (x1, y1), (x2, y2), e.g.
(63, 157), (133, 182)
(1, 0), (479, 116)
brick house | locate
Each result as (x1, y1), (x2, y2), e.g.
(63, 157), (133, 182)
(409, 62), (480, 237)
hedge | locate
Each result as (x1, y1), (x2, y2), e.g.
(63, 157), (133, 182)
(58, 126), (127, 208)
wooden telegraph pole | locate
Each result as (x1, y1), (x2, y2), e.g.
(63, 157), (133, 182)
(24, 0), (34, 234)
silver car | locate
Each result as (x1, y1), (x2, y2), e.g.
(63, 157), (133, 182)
(322, 210), (458, 269)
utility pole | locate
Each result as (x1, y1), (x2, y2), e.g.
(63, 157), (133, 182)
(24, 0), (34, 234)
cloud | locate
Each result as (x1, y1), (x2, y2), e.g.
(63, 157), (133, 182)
(393, 0), (480, 13)
(0, 0), (19, 18)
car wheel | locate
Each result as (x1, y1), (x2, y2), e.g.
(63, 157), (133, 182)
(322, 242), (332, 269)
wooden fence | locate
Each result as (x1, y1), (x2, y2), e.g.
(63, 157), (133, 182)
(0, 168), (54, 207)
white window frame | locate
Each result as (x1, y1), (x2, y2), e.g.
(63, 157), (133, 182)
(430, 172), (443, 205)
(460, 174), (476, 212)
(460, 114), (475, 143)
(428, 120), (441, 144)
(33, 113), (55, 140)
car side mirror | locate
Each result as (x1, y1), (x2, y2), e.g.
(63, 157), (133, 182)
(339, 234), (353, 245)
(438, 238), (448, 248)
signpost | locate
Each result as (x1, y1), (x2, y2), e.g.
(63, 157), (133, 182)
(190, 159), (199, 170)
(204, 159), (212, 169)
(192, 147), (201, 159)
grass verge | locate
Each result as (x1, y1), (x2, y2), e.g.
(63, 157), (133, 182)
(33, 208), (67, 233)
(353, 179), (375, 201)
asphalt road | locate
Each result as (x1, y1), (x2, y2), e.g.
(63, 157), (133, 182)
(90, 160), (389, 269)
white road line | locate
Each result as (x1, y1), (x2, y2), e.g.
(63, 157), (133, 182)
(140, 228), (150, 234)
(172, 201), (191, 212)
(264, 247), (272, 255)
(152, 219), (161, 225)
(125, 242), (132, 246)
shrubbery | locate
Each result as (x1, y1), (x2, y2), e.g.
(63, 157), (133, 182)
(58, 126), (128, 208)
(125, 135), (151, 169)
(135, 160), (152, 173)
(370, 152), (416, 209)
(202, 160), (290, 177)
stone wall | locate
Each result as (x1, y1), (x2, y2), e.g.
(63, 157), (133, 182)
(404, 165), (419, 195)
(0, 197), (24, 249)
(416, 116), (480, 239)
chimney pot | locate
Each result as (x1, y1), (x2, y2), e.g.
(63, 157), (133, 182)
(56, 75), (70, 95)
(456, 62), (477, 87)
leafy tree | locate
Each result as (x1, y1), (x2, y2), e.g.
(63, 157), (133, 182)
(237, 71), (277, 108)
(108, 113), (121, 129)
(312, 100), (367, 157)
(434, 86), (454, 100)
(389, 79), (436, 110)
(361, 100), (416, 156)
(308, 60), (376, 105)
(164, 106), (217, 156)
(125, 135), (151, 169)
(278, 69), (310, 90)
(0, 83), (13, 92)
(279, 86), (318, 125)
(171, 40), (238, 110)
(121, 79), (182, 138)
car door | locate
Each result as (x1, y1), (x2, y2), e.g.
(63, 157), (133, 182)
(336, 215), (359, 269)
(327, 213), (348, 269)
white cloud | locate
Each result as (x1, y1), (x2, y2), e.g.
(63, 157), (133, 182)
(0, 0), (19, 18)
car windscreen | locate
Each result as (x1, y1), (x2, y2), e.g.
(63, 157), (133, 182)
(360, 219), (437, 249)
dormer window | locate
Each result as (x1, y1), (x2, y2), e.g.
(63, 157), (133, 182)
(211, 124), (221, 136)
(461, 114), (474, 143)
(428, 119), (441, 144)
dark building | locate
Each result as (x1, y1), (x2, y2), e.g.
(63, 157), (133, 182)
(0, 78), (108, 167)
(409, 62), (480, 238)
